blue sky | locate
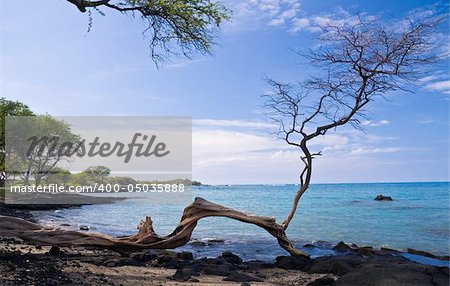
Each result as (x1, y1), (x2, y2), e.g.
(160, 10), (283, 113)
(0, 0), (448, 184)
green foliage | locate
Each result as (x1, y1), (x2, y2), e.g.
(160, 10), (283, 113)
(0, 98), (34, 154)
(6, 115), (81, 186)
(45, 167), (72, 186)
(83, 165), (111, 184)
(0, 98), (34, 186)
(138, 178), (201, 185)
(84, 166), (111, 176)
(109, 176), (137, 186)
(76, 0), (231, 64)
(128, 0), (231, 62)
(68, 172), (93, 186)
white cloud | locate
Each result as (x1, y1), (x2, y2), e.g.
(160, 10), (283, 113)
(226, 0), (302, 31)
(192, 119), (407, 184)
(419, 75), (440, 83)
(290, 10), (370, 33)
(193, 129), (280, 157)
(361, 120), (390, 127)
(193, 119), (275, 129)
(308, 134), (349, 147)
(418, 70), (450, 95)
(228, 0), (367, 33)
(164, 58), (211, 69)
(418, 118), (435, 124)
(268, 2), (301, 26)
(424, 80), (450, 94)
(269, 150), (298, 160)
(290, 18), (310, 32)
(350, 147), (403, 155)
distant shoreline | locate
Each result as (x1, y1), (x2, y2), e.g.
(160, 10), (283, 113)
(197, 181), (450, 186)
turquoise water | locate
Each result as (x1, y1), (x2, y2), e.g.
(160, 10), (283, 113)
(33, 182), (449, 262)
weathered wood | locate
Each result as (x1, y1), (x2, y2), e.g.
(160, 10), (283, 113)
(0, 197), (308, 257)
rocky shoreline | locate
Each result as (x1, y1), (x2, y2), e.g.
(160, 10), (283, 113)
(0, 237), (448, 286)
(0, 205), (449, 285)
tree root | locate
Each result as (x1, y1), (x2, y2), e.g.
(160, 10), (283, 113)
(0, 197), (308, 257)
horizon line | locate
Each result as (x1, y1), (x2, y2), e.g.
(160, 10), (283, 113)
(196, 180), (450, 186)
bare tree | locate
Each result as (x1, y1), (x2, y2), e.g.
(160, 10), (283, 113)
(1, 14), (444, 257)
(263, 14), (444, 230)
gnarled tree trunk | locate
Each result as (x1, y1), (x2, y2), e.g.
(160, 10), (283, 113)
(0, 197), (309, 257)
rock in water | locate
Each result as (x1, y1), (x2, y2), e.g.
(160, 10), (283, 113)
(332, 241), (352, 252)
(189, 240), (207, 246)
(374, 194), (393, 201)
(79, 225), (90, 231)
(407, 248), (450, 261)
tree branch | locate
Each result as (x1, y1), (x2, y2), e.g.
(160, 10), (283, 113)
(0, 197), (309, 257)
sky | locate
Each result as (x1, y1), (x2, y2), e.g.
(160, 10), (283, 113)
(0, 0), (449, 184)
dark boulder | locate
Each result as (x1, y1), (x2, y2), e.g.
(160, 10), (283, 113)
(335, 260), (449, 286)
(309, 254), (365, 276)
(47, 246), (61, 256)
(220, 251), (243, 264)
(177, 251), (194, 260)
(356, 246), (376, 256)
(155, 254), (192, 269)
(407, 248), (450, 261)
(79, 225), (90, 231)
(241, 260), (271, 271)
(189, 240), (207, 246)
(332, 241), (352, 252)
(208, 238), (225, 243)
(102, 258), (141, 267)
(374, 194), (393, 201)
(380, 247), (401, 254)
(275, 255), (312, 271)
(160, 258), (192, 269)
(223, 272), (263, 282)
(202, 263), (233, 276)
(307, 276), (336, 286)
(130, 251), (158, 262)
(170, 269), (191, 282)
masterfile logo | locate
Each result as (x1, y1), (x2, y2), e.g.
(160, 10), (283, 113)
(4, 116), (192, 205)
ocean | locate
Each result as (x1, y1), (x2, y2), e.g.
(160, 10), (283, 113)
(32, 182), (449, 264)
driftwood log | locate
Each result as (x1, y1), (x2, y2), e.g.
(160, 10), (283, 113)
(0, 197), (308, 257)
